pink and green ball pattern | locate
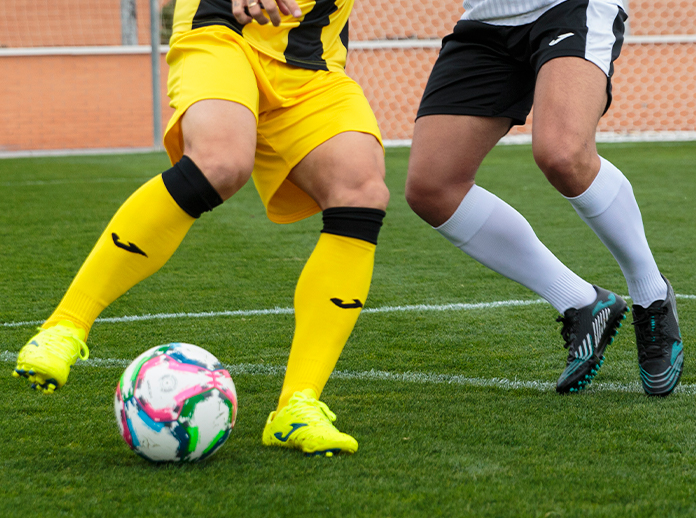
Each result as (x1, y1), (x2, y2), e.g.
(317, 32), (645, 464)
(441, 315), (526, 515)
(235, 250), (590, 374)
(114, 342), (237, 463)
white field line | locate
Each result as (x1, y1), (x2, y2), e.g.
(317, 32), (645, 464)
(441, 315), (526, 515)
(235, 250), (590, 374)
(3, 131), (696, 159)
(3, 294), (694, 329)
(2, 350), (696, 395)
(0, 177), (151, 187)
(1, 298), (547, 328)
(2, 295), (695, 395)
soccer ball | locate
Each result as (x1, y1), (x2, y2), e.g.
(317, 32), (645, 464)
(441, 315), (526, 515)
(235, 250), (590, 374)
(114, 342), (237, 463)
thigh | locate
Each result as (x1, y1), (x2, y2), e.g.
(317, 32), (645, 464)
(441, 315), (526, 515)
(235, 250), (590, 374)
(533, 56), (609, 145)
(181, 99), (257, 199)
(530, 0), (627, 132)
(409, 114), (510, 183)
(529, 0), (626, 115)
(288, 131), (387, 211)
(531, 56), (607, 194)
(529, 0), (626, 194)
(407, 114), (510, 226)
(254, 66), (384, 223)
(163, 26), (260, 166)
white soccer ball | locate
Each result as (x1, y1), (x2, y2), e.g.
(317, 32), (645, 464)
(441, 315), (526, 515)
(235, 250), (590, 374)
(114, 342), (237, 462)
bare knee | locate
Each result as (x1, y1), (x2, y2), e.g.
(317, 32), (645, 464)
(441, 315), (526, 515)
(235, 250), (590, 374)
(186, 148), (254, 201)
(325, 171), (390, 211)
(406, 160), (475, 227)
(289, 133), (389, 211)
(181, 99), (256, 201)
(404, 171), (441, 223)
(349, 176), (390, 210)
(328, 139), (389, 211)
(533, 135), (600, 197)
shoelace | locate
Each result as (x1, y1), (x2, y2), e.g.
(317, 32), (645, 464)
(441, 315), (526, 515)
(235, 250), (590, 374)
(36, 326), (90, 362)
(632, 306), (669, 361)
(556, 310), (580, 360)
(289, 393), (337, 426)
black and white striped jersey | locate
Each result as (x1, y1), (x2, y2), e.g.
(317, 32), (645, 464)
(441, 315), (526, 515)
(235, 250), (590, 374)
(172, 0), (350, 72)
(461, 0), (625, 25)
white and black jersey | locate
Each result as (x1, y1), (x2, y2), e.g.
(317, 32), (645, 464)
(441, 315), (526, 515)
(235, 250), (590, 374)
(461, 0), (625, 26)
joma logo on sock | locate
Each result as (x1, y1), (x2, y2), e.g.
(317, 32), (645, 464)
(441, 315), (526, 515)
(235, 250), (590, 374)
(330, 298), (363, 309)
(112, 233), (148, 257)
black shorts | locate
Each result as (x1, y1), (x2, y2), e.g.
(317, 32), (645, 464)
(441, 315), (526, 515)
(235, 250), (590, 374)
(417, 0), (627, 126)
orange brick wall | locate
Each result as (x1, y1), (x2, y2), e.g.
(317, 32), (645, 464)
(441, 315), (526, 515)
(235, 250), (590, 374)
(601, 44), (696, 133)
(346, 43), (696, 141)
(0, 53), (172, 151)
(627, 0), (696, 36)
(0, 0), (694, 152)
(0, 0), (154, 47)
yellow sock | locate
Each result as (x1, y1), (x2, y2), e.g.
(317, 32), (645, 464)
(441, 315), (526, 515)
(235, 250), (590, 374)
(277, 233), (376, 411)
(44, 175), (195, 337)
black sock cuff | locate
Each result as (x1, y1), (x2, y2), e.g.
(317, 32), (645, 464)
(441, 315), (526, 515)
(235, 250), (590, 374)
(161, 156), (223, 218)
(321, 207), (386, 245)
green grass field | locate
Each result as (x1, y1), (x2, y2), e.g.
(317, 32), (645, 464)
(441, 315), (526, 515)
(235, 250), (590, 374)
(1, 142), (695, 517)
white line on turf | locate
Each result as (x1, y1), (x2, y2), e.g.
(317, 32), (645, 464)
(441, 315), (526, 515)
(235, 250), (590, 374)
(3, 296), (694, 394)
(2, 350), (694, 395)
(1, 299), (546, 328)
(3, 294), (694, 329)
(0, 177), (151, 187)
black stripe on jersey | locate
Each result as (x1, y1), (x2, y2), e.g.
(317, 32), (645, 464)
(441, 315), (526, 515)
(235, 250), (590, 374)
(285, 0), (339, 71)
(340, 18), (349, 51)
(192, 0), (245, 35)
(608, 8), (627, 78)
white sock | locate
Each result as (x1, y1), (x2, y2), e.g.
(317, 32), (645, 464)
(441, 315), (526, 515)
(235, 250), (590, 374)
(565, 157), (667, 307)
(436, 185), (597, 313)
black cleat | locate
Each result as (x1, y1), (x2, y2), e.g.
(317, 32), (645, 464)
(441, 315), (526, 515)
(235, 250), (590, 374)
(556, 286), (628, 393)
(633, 276), (683, 397)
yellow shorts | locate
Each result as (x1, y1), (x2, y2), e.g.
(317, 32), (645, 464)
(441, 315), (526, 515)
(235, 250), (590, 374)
(164, 26), (383, 224)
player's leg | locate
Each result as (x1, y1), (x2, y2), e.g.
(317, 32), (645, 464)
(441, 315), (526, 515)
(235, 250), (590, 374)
(407, 114), (628, 393)
(280, 129), (388, 397)
(406, 18), (626, 393)
(13, 100), (255, 394)
(47, 99), (251, 331)
(14, 28), (258, 393)
(532, 5), (682, 395)
(262, 131), (387, 456)
(255, 65), (387, 454)
(406, 114), (507, 226)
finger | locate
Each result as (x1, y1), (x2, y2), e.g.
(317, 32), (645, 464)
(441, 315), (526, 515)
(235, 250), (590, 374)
(278, 0), (303, 18)
(261, 1), (283, 26)
(274, 1), (291, 16)
(231, 0), (252, 24)
(247, 0), (270, 25)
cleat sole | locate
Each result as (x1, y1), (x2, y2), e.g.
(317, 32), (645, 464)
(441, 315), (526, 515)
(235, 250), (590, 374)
(305, 448), (343, 457)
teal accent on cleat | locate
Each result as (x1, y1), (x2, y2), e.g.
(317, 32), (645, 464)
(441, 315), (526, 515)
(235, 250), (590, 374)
(556, 286), (628, 394)
(633, 276), (683, 397)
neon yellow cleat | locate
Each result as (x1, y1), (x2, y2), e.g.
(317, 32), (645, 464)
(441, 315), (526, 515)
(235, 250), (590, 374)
(13, 320), (89, 394)
(262, 389), (358, 456)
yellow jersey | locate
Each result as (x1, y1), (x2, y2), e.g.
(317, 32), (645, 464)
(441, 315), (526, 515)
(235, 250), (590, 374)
(171, 0), (352, 72)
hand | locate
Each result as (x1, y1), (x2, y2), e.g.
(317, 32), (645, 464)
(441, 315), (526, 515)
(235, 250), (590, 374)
(232, 0), (303, 27)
